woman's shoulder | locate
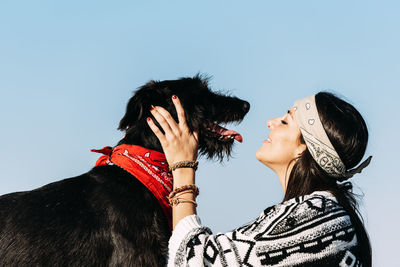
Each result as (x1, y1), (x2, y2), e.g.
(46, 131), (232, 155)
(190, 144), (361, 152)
(264, 190), (344, 217)
(238, 190), (349, 238)
(283, 190), (350, 226)
(234, 190), (352, 243)
(282, 190), (340, 207)
(260, 190), (351, 234)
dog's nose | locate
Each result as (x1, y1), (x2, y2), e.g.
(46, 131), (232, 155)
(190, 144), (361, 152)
(242, 101), (250, 113)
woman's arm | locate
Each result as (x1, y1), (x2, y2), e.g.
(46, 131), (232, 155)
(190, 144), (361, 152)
(146, 95), (199, 229)
(170, 168), (196, 229)
(146, 97), (262, 266)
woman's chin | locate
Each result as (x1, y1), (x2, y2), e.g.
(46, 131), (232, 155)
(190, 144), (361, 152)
(256, 144), (269, 159)
(255, 148), (263, 161)
(256, 150), (268, 165)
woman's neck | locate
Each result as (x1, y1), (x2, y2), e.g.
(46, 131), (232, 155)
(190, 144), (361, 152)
(271, 161), (297, 194)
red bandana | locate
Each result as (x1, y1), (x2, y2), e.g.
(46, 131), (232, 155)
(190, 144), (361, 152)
(91, 145), (173, 231)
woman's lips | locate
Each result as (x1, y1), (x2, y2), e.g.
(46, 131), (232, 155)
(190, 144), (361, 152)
(263, 136), (272, 144)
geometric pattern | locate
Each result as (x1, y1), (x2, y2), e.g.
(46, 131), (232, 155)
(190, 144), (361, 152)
(204, 240), (219, 264)
(340, 250), (357, 267)
(171, 191), (361, 267)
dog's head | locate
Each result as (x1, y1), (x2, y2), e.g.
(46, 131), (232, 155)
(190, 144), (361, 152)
(118, 75), (250, 161)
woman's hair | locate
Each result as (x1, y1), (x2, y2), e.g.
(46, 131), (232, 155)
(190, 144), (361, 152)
(284, 92), (372, 266)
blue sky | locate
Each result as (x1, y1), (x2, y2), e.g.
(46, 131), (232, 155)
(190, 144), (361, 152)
(0, 1), (398, 265)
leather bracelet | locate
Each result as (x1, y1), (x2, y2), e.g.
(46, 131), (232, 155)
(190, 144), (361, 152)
(175, 190), (197, 198)
(169, 197), (198, 207)
(169, 160), (199, 172)
(168, 184), (199, 199)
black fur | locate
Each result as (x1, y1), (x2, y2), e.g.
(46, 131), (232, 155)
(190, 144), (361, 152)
(0, 75), (249, 267)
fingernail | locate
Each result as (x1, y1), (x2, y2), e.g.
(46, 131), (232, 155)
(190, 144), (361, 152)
(150, 105), (155, 110)
(172, 95), (177, 99)
(147, 117), (151, 121)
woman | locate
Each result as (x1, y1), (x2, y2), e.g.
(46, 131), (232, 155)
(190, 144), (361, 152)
(147, 92), (372, 266)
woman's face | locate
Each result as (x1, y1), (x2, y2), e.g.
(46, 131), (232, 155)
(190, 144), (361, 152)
(256, 108), (306, 171)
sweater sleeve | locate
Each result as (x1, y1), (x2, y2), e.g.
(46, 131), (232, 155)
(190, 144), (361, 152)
(168, 213), (266, 267)
(167, 192), (362, 267)
(168, 215), (208, 266)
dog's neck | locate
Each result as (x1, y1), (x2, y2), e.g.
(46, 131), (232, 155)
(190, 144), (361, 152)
(117, 131), (163, 154)
(92, 144), (173, 230)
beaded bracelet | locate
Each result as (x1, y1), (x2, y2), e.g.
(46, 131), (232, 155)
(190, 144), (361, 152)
(169, 197), (198, 207)
(168, 184), (199, 199)
(169, 160), (199, 172)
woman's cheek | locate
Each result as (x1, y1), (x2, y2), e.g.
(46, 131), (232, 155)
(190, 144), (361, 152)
(269, 142), (292, 164)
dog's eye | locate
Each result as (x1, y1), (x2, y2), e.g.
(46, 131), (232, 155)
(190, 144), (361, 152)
(281, 120), (288, 125)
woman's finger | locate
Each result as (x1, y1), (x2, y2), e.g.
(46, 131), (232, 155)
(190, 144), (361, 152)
(150, 107), (174, 138)
(146, 117), (167, 144)
(153, 106), (180, 135)
(171, 95), (188, 127)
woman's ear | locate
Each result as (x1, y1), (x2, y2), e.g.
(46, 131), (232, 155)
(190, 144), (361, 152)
(295, 143), (307, 158)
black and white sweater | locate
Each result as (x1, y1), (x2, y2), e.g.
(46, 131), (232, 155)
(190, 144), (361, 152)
(168, 191), (361, 266)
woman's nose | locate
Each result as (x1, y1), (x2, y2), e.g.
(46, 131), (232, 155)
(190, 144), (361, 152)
(267, 119), (274, 129)
(267, 117), (279, 129)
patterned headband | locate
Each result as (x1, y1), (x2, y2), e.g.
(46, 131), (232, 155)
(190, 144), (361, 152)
(293, 95), (372, 180)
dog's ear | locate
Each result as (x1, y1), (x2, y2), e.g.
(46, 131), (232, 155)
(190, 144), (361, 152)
(119, 80), (176, 131)
(118, 92), (147, 131)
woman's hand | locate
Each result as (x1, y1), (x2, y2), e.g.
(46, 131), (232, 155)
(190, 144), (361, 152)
(147, 95), (199, 166)
(148, 95), (199, 228)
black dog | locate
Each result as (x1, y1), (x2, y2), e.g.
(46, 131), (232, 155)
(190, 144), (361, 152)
(0, 75), (249, 267)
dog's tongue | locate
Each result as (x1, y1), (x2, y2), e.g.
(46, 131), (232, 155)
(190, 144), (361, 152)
(213, 125), (243, 143)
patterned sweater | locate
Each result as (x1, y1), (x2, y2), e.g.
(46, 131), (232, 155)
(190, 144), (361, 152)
(168, 191), (361, 267)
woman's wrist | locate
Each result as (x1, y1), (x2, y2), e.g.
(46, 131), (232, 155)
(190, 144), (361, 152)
(169, 160), (198, 172)
(172, 168), (196, 187)
(171, 167), (197, 229)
